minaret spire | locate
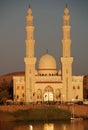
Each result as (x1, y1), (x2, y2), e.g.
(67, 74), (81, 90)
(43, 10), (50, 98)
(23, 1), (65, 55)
(66, 3), (68, 8)
(61, 6), (73, 102)
(29, 3), (31, 8)
(62, 6), (70, 57)
(24, 6), (36, 103)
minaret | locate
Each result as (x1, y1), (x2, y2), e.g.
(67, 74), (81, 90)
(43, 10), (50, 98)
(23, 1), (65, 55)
(24, 6), (36, 103)
(61, 5), (73, 101)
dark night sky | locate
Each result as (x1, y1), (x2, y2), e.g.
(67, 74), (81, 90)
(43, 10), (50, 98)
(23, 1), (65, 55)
(0, 0), (88, 76)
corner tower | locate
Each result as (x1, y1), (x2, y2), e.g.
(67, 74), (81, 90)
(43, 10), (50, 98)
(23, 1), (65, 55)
(61, 6), (73, 101)
(24, 6), (36, 103)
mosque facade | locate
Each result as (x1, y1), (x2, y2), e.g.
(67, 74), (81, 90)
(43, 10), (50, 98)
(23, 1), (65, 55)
(13, 6), (83, 104)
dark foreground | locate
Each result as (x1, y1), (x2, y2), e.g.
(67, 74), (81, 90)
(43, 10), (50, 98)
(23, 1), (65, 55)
(0, 104), (88, 121)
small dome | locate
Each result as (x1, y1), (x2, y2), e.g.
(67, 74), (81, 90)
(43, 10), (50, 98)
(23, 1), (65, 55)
(39, 53), (56, 70)
(38, 53), (57, 75)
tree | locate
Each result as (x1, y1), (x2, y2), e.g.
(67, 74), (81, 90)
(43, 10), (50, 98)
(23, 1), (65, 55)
(8, 80), (13, 99)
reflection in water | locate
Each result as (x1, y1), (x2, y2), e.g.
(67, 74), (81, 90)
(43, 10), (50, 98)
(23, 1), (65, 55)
(14, 123), (54, 130)
(14, 124), (28, 130)
(29, 125), (33, 130)
(44, 123), (54, 130)
(0, 121), (14, 130)
(0, 120), (88, 130)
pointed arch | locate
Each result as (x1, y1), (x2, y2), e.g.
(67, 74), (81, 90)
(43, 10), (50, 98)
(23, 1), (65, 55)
(37, 89), (42, 101)
(44, 86), (54, 102)
(44, 85), (53, 92)
(55, 89), (61, 100)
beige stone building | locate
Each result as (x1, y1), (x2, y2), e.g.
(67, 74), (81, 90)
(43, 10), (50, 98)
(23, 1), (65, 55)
(13, 6), (83, 104)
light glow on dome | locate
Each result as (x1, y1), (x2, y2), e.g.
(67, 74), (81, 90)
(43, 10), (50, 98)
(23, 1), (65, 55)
(39, 53), (56, 70)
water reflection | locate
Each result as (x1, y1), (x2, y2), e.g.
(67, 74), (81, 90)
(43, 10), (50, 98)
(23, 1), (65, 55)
(0, 120), (88, 130)
(14, 123), (55, 130)
(29, 125), (33, 130)
(44, 123), (54, 130)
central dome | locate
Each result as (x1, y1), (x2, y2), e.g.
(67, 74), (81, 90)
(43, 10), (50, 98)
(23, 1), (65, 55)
(38, 53), (57, 75)
(39, 53), (56, 70)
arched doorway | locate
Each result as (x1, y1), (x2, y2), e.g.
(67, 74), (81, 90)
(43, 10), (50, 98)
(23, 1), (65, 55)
(37, 89), (42, 104)
(55, 89), (61, 103)
(44, 86), (54, 103)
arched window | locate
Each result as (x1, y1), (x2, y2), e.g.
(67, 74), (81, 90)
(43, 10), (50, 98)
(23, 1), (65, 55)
(17, 95), (19, 99)
(73, 86), (75, 89)
(44, 86), (53, 92)
(55, 89), (61, 99)
(22, 86), (24, 90)
(17, 86), (19, 90)
(22, 93), (24, 97)
(37, 89), (42, 99)
(49, 74), (51, 76)
(77, 86), (80, 89)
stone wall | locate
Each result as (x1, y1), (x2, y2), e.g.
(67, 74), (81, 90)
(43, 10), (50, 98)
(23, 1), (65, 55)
(60, 105), (88, 118)
(0, 104), (88, 118)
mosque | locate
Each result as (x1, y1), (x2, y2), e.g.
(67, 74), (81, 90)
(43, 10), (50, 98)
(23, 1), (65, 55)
(13, 6), (83, 104)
